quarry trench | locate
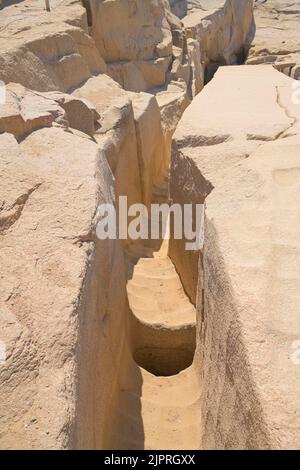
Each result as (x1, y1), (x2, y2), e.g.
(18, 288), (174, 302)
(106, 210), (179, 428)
(1, 0), (300, 452)
(109, 80), (208, 449)
(1, 0), (275, 452)
(113, 249), (201, 449)
(112, 165), (202, 450)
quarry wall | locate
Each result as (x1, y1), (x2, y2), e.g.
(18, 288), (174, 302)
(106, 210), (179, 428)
(3, 0), (298, 451)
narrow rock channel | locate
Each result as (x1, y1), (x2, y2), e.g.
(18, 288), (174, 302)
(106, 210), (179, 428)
(1, 0), (299, 451)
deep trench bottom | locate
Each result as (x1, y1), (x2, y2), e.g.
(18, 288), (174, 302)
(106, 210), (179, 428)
(133, 344), (195, 377)
(113, 254), (201, 451)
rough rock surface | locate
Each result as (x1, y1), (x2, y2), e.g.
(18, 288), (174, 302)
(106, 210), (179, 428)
(86, 0), (173, 92)
(79, 0), (254, 94)
(183, 1), (255, 67)
(0, 0), (254, 209)
(171, 65), (300, 449)
(0, 1), (107, 92)
(0, 83), (98, 139)
(247, 1), (300, 79)
(0, 127), (129, 449)
(0, 0), (266, 451)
